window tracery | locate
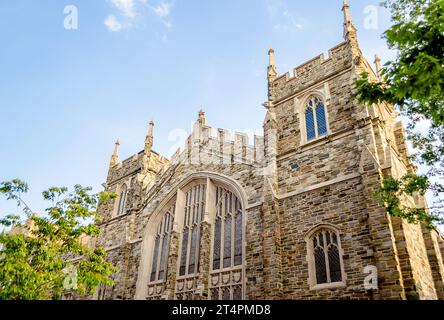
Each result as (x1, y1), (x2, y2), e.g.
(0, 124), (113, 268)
(305, 96), (328, 141)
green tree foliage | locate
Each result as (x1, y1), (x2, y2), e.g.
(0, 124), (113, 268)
(0, 179), (117, 300)
(355, 0), (444, 229)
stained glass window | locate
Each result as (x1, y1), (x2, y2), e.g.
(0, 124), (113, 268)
(150, 181), (245, 301)
(158, 234), (169, 280)
(211, 289), (219, 300)
(314, 246), (327, 284)
(234, 209), (242, 266)
(306, 108), (316, 141)
(178, 184), (206, 277)
(310, 229), (343, 286)
(179, 229), (188, 276)
(189, 226), (198, 274)
(223, 215), (232, 268)
(117, 184), (127, 216)
(328, 245), (342, 282)
(150, 236), (160, 282)
(233, 286), (242, 300)
(222, 288), (230, 300)
(213, 217), (222, 270)
(149, 205), (175, 283)
(211, 186), (244, 300)
(316, 102), (327, 137)
(305, 96), (328, 142)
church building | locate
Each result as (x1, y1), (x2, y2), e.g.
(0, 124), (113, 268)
(94, 1), (444, 300)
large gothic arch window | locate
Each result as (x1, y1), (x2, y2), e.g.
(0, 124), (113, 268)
(141, 176), (245, 301)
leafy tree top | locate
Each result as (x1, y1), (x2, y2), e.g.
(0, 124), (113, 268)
(0, 179), (117, 300)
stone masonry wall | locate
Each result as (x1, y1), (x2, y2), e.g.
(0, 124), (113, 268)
(422, 226), (444, 299)
(268, 31), (439, 300)
(279, 177), (372, 299)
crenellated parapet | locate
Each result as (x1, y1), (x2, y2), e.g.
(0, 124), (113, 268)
(269, 42), (352, 102)
(166, 113), (265, 169)
(107, 150), (169, 185)
(268, 0), (380, 105)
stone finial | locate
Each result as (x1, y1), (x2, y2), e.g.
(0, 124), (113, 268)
(145, 118), (154, 153)
(268, 47), (275, 67)
(110, 139), (120, 167)
(198, 109), (207, 126)
(342, 0), (357, 41)
(267, 47), (278, 101)
(267, 47), (277, 82)
(374, 54), (382, 80)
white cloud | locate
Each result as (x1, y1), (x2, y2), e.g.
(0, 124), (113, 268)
(104, 0), (137, 32)
(104, 15), (124, 32)
(151, 1), (173, 18)
(265, 0), (283, 17)
(265, 0), (304, 33)
(104, 0), (174, 33)
(163, 20), (172, 29)
(148, 1), (174, 29)
(111, 0), (137, 18)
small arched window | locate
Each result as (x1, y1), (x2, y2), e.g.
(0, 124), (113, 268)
(307, 227), (345, 289)
(117, 185), (127, 216)
(305, 96), (328, 141)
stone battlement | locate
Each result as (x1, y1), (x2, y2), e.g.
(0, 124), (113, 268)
(271, 41), (352, 101)
(108, 150), (169, 184)
(108, 117), (265, 185)
(169, 121), (265, 167)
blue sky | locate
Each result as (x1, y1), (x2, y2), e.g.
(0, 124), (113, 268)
(0, 0), (417, 225)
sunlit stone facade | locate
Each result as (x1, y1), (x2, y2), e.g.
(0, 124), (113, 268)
(93, 2), (444, 300)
